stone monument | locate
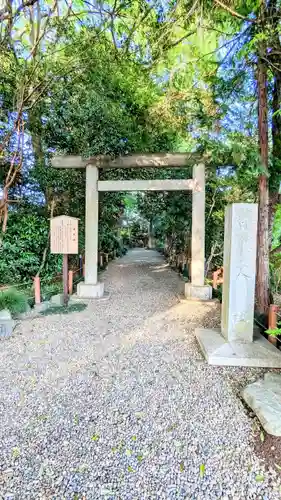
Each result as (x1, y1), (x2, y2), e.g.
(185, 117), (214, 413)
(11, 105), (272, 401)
(196, 203), (281, 367)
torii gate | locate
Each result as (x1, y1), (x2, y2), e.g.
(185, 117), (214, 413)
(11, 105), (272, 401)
(51, 153), (212, 300)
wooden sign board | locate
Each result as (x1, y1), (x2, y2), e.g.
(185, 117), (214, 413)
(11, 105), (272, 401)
(50, 215), (79, 254)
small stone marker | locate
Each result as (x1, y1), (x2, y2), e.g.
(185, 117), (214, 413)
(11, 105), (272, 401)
(50, 294), (65, 306)
(242, 372), (281, 436)
(0, 309), (15, 339)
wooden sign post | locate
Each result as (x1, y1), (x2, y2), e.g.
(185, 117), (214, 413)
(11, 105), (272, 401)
(50, 215), (79, 305)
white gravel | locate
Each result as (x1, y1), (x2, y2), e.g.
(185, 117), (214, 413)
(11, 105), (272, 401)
(0, 249), (280, 499)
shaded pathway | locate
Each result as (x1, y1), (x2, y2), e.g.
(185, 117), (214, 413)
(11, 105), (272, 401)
(0, 249), (279, 499)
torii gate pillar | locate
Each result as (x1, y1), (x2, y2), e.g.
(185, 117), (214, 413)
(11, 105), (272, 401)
(185, 163), (212, 300)
(77, 164), (104, 298)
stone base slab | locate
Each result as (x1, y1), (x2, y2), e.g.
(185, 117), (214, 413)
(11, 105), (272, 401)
(77, 282), (104, 298)
(184, 283), (212, 301)
(0, 309), (15, 339)
(196, 328), (281, 368)
(179, 298), (219, 307)
(70, 291), (110, 303)
(242, 373), (281, 436)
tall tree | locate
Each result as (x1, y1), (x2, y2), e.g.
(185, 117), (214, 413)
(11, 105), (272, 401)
(208, 0), (281, 313)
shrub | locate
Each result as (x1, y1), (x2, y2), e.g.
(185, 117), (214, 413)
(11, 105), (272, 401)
(0, 212), (61, 285)
(266, 327), (281, 337)
(266, 320), (281, 338)
(270, 254), (281, 294)
(40, 281), (63, 301)
(212, 284), (223, 303)
(0, 288), (29, 317)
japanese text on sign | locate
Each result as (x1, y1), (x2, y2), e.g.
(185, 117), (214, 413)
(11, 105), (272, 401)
(50, 216), (79, 254)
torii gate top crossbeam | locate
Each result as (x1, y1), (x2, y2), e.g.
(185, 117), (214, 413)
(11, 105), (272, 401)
(51, 153), (204, 169)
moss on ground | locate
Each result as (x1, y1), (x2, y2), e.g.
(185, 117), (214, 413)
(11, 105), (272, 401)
(40, 303), (87, 316)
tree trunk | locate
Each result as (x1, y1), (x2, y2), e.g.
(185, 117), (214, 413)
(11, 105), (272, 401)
(256, 56), (270, 314)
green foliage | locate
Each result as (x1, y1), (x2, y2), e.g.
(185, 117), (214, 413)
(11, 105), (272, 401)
(213, 286), (223, 303)
(272, 205), (281, 251)
(0, 211), (61, 285)
(270, 255), (281, 294)
(40, 282), (63, 302)
(0, 288), (29, 317)
(266, 327), (281, 337)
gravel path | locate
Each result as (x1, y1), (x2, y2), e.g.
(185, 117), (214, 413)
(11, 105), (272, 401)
(0, 249), (280, 499)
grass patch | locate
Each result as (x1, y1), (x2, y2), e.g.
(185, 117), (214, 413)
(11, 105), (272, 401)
(40, 303), (87, 316)
(0, 288), (29, 317)
(41, 282), (63, 301)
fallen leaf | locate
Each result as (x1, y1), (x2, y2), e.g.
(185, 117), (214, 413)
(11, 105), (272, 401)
(131, 435), (137, 441)
(137, 455), (143, 462)
(125, 449), (132, 457)
(91, 434), (100, 441)
(77, 464), (88, 473)
(180, 461), (185, 472)
(200, 464), (205, 478)
(74, 415), (79, 425)
(38, 414), (48, 422)
(135, 412), (145, 419)
(260, 431), (265, 443)
(255, 474), (264, 482)
(252, 421), (259, 432)
(167, 423), (178, 432)
(12, 447), (20, 459)
(100, 488), (114, 496)
(127, 466), (135, 473)
(174, 440), (182, 448)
